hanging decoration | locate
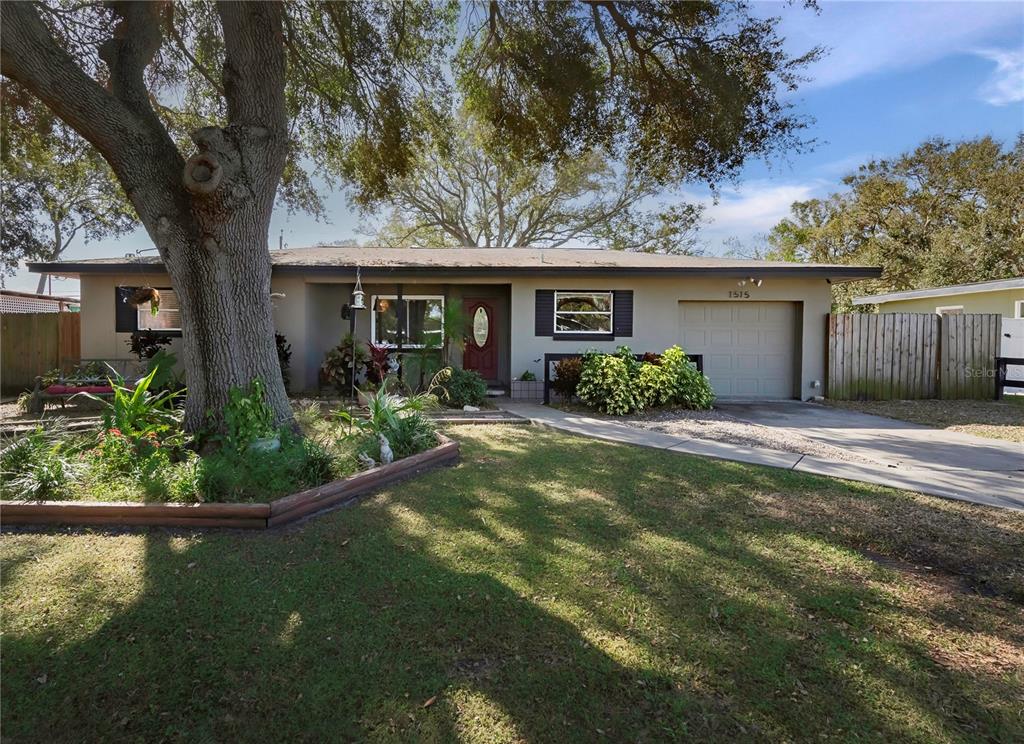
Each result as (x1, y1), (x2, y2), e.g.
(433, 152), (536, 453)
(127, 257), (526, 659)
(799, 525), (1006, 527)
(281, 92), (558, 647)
(129, 286), (161, 316)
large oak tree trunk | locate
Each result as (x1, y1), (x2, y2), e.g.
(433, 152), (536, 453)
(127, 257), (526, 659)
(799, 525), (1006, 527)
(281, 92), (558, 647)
(0, 1), (294, 433)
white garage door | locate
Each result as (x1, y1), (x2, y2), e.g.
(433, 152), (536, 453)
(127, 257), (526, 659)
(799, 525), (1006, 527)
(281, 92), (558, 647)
(679, 301), (799, 398)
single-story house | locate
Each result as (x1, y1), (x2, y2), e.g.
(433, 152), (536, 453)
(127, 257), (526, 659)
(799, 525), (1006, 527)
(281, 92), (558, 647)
(852, 277), (1024, 318)
(29, 246), (880, 400)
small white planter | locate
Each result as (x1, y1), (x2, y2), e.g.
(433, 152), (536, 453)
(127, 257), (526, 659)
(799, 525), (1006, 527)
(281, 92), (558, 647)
(249, 435), (281, 453)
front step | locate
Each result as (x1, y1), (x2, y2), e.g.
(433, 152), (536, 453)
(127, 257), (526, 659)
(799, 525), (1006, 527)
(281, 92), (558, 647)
(486, 387), (507, 397)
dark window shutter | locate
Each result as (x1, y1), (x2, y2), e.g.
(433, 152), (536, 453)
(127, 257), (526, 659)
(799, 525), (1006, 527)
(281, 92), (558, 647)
(612, 290), (633, 337)
(535, 290), (554, 336)
(115, 286), (139, 333)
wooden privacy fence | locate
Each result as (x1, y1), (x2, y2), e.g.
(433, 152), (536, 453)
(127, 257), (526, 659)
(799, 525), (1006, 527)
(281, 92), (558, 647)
(1, 312), (81, 394)
(828, 312), (1001, 401)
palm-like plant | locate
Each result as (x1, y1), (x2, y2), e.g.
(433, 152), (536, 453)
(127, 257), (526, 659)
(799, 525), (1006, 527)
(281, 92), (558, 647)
(76, 367), (181, 444)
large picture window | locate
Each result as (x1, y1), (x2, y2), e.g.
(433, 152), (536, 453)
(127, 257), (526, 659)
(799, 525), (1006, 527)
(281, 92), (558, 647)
(554, 291), (613, 334)
(137, 288), (182, 332)
(371, 295), (444, 347)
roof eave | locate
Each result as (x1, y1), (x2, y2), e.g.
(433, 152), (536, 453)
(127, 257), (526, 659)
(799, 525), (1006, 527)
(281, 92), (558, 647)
(28, 260), (881, 281)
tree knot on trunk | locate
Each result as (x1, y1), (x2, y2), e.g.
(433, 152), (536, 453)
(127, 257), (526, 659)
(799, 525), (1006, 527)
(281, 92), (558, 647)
(183, 153), (223, 195)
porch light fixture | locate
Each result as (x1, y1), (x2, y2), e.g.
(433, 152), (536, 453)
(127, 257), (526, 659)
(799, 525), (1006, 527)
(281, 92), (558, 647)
(351, 266), (366, 310)
(738, 277), (763, 288)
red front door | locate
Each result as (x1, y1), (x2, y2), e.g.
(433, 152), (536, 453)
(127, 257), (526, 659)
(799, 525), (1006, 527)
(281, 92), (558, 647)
(463, 299), (498, 381)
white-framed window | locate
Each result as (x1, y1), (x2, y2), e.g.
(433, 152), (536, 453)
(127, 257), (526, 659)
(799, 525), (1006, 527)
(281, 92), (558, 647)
(138, 288), (182, 331)
(371, 295), (444, 348)
(1015, 300), (1024, 319)
(936, 305), (964, 316)
(554, 290), (613, 334)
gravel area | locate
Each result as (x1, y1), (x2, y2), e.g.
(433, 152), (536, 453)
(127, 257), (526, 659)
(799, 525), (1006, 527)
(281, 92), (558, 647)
(614, 406), (871, 463)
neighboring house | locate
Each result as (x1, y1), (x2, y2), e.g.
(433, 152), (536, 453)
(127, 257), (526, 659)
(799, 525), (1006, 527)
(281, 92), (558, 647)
(28, 247), (879, 400)
(851, 278), (1024, 318)
(853, 277), (1024, 388)
(0, 289), (79, 314)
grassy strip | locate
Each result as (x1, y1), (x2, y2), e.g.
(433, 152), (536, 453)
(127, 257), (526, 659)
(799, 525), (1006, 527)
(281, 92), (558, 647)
(2, 425), (1022, 742)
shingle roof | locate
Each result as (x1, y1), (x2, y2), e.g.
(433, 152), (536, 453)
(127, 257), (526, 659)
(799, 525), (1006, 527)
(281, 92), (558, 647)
(29, 245), (881, 279)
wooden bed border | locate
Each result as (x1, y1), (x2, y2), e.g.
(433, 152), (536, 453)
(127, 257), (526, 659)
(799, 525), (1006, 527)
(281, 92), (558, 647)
(1, 435), (459, 530)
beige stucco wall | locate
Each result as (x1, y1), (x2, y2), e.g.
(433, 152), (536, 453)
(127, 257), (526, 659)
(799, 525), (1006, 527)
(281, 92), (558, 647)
(509, 275), (834, 399)
(875, 288), (1023, 317)
(79, 273), (187, 368)
(78, 271), (833, 398)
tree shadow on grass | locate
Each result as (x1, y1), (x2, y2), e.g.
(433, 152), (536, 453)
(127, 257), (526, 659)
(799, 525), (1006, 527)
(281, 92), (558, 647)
(2, 425), (1022, 742)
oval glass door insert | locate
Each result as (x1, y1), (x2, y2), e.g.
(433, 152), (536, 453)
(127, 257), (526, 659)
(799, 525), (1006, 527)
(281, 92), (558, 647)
(472, 306), (489, 347)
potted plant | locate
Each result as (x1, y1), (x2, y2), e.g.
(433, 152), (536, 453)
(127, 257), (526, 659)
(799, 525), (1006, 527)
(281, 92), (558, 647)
(511, 370), (544, 401)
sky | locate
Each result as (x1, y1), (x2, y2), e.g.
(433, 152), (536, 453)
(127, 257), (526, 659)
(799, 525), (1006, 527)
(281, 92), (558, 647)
(8, 0), (1024, 297)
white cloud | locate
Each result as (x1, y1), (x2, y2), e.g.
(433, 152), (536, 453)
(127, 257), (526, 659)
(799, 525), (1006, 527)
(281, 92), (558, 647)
(768, 1), (1024, 90)
(688, 181), (823, 236)
(976, 48), (1024, 105)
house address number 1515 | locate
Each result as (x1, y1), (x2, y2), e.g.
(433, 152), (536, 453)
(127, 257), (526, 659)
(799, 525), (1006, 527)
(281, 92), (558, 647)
(728, 290), (751, 299)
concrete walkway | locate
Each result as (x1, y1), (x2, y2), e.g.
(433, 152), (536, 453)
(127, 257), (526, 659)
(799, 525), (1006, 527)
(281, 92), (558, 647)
(496, 401), (1024, 511)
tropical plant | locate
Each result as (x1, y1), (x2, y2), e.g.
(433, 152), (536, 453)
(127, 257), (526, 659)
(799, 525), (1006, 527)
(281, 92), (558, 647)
(76, 367), (181, 449)
(366, 343), (395, 386)
(126, 331), (173, 361)
(144, 349), (182, 394)
(519, 371), (537, 382)
(320, 333), (368, 395)
(439, 367), (487, 408)
(551, 357), (584, 400)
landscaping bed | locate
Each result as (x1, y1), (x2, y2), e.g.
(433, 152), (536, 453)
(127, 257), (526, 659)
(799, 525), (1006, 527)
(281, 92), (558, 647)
(2, 425), (1022, 741)
(1, 435), (458, 529)
(1, 371), (453, 509)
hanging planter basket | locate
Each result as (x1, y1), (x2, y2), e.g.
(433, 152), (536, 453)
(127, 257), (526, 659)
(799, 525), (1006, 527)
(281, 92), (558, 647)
(129, 286), (161, 316)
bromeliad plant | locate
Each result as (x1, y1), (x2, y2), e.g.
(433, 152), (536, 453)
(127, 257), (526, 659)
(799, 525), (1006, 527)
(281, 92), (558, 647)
(77, 367), (182, 451)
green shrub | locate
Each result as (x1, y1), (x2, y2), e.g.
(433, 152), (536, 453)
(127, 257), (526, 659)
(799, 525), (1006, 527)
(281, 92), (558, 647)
(551, 357), (583, 400)
(660, 346), (715, 410)
(518, 370), (537, 381)
(220, 378), (276, 452)
(440, 367), (487, 408)
(574, 345), (714, 415)
(196, 431), (337, 503)
(577, 352), (638, 415)
(635, 362), (673, 409)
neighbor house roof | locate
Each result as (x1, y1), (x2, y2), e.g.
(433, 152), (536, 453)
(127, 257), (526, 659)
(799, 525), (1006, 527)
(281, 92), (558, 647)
(852, 277), (1024, 306)
(28, 245), (881, 280)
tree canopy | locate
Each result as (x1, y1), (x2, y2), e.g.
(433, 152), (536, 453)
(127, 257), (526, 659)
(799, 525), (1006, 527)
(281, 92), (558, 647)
(0, 0), (822, 430)
(370, 113), (704, 253)
(760, 136), (1024, 308)
(0, 82), (136, 288)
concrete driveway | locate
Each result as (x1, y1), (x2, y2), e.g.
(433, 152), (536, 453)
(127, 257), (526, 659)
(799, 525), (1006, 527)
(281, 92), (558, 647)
(717, 402), (1023, 472)
(716, 401), (1024, 509)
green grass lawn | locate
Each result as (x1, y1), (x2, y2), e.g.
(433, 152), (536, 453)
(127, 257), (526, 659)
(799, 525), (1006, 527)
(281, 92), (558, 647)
(3, 425), (1022, 742)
